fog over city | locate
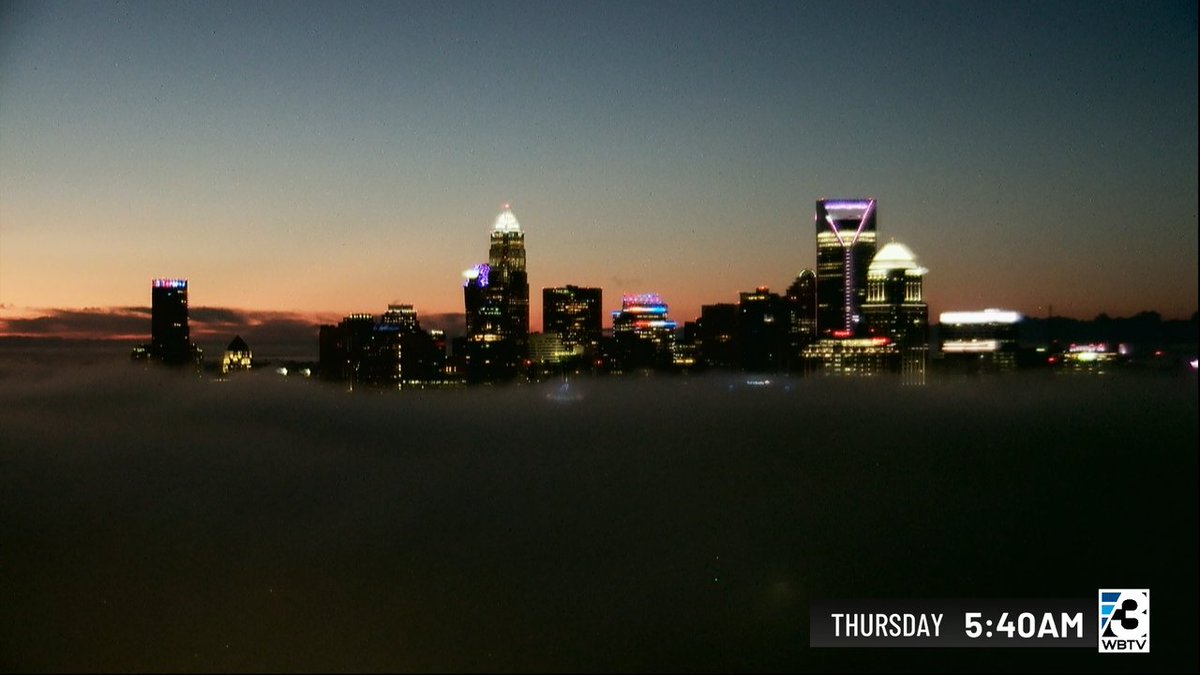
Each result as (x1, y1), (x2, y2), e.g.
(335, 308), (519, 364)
(2, 356), (1195, 671)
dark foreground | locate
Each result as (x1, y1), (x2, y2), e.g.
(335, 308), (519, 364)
(1, 361), (1196, 672)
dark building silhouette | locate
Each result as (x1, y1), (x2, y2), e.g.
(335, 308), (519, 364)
(737, 287), (787, 372)
(132, 278), (202, 366)
(815, 199), (877, 337)
(319, 306), (443, 387)
(319, 313), (376, 381)
(785, 269), (818, 366)
(543, 285), (602, 356)
(696, 303), (738, 368)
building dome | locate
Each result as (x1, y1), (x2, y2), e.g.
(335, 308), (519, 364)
(493, 205), (521, 232)
(869, 241), (927, 276)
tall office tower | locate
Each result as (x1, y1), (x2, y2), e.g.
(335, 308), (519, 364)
(373, 304), (442, 386)
(785, 269), (818, 348)
(738, 286), (787, 372)
(318, 308), (442, 386)
(697, 303), (738, 368)
(463, 264), (502, 336)
(138, 278), (201, 365)
(457, 205), (530, 382)
(380, 303), (420, 332)
(318, 313), (376, 381)
(612, 294), (678, 370)
(487, 205), (530, 350)
(815, 199), (878, 337)
(543, 285), (602, 355)
(861, 241), (929, 383)
(460, 261), (518, 382)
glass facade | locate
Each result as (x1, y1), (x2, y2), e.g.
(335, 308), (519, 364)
(815, 199), (877, 338)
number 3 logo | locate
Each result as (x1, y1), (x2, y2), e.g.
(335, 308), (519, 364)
(1106, 592), (1148, 639)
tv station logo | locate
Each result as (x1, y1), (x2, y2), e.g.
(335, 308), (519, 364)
(1098, 589), (1149, 653)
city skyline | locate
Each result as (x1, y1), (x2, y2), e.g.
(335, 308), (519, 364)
(1, 1), (1197, 336)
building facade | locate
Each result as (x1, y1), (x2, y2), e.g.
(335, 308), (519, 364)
(938, 309), (1023, 373)
(319, 306), (443, 387)
(815, 199), (878, 338)
(738, 286), (787, 372)
(785, 269), (818, 365)
(543, 285), (602, 356)
(861, 241), (929, 383)
(487, 205), (530, 351)
(459, 206), (530, 382)
(133, 278), (202, 366)
(611, 294), (678, 370)
(221, 336), (252, 374)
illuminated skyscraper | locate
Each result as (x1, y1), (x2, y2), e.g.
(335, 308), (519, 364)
(612, 294), (678, 369)
(457, 206), (531, 382)
(862, 241), (929, 383)
(487, 205), (530, 350)
(543, 285), (602, 355)
(815, 199), (878, 337)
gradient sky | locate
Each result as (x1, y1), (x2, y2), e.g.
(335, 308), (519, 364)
(1, 0), (1196, 332)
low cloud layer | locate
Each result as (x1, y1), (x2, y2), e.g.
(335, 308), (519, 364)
(0, 307), (466, 357)
(1, 363), (1196, 671)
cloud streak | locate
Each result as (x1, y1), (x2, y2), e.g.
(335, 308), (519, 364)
(0, 306), (466, 354)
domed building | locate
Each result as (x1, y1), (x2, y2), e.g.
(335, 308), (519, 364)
(862, 241), (929, 383)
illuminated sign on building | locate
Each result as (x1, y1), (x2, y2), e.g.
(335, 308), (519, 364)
(939, 309), (1022, 325)
(462, 263), (491, 287)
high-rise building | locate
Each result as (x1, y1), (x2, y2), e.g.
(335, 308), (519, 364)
(862, 241), (929, 383)
(785, 270), (818, 360)
(133, 278), (202, 365)
(318, 313), (375, 381)
(318, 307), (444, 387)
(737, 287), (787, 372)
(463, 263), (503, 337)
(696, 303), (738, 368)
(151, 278), (190, 362)
(612, 294), (678, 370)
(543, 285), (602, 355)
(815, 199), (878, 337)
(487, 205), (530, 350)
(459, 206), (530, 382)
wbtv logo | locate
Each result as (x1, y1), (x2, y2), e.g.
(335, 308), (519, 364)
(1098, 589), (1149, 653)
